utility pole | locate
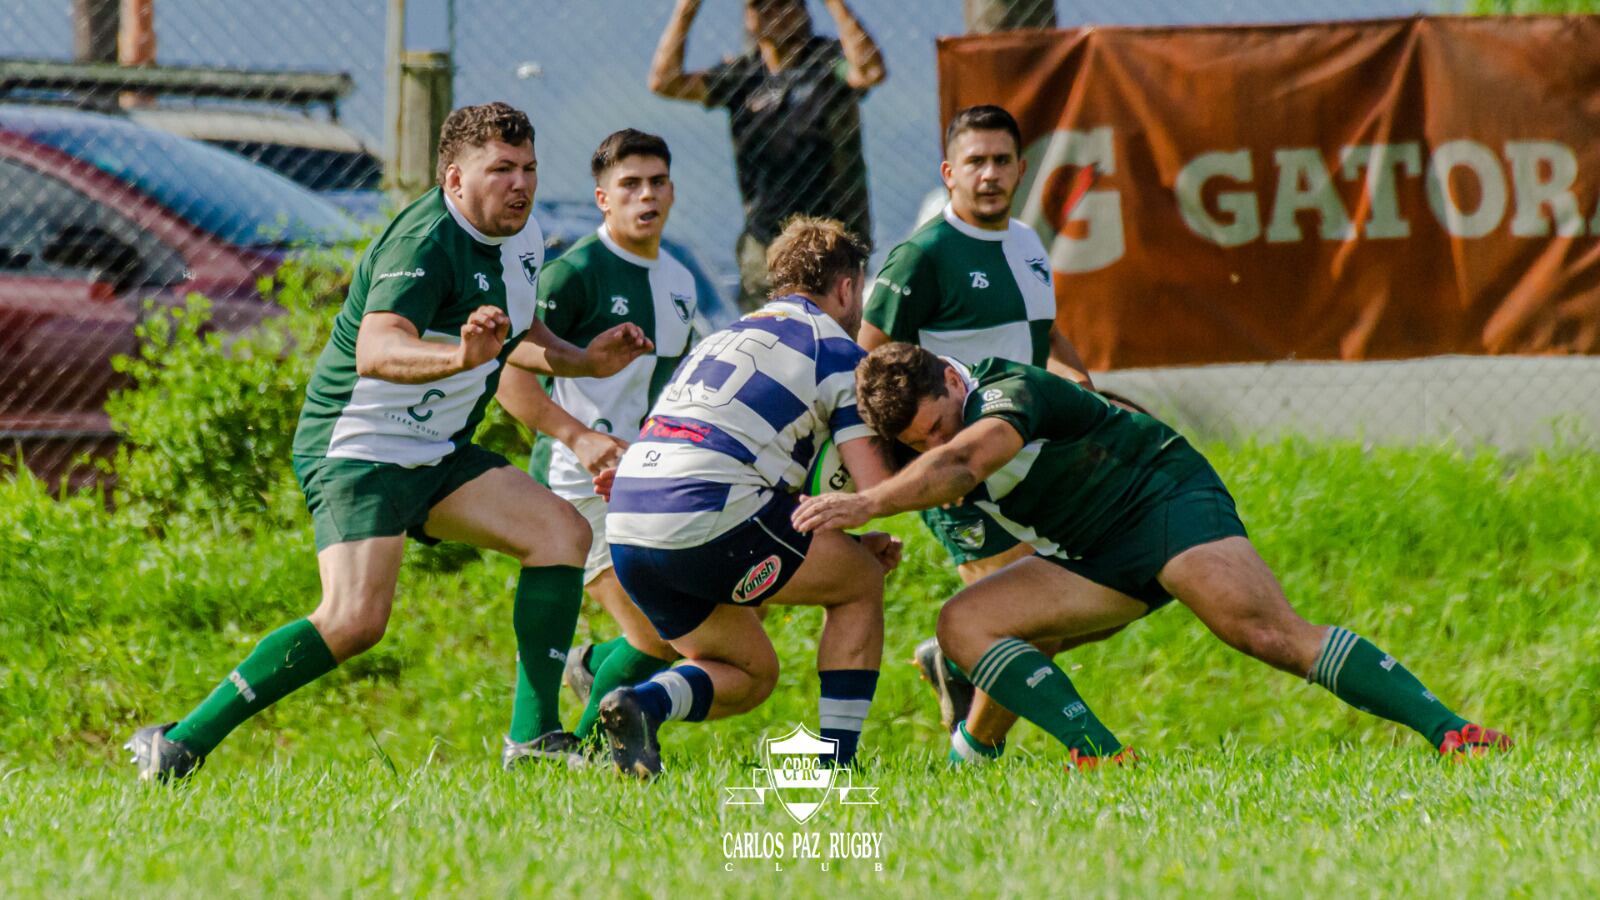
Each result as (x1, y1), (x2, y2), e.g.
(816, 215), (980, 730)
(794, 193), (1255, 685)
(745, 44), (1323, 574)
(117, 0), (156, 107)
(384, 0), (453, 204)
(964, 0), (1057, 33)
(72, 0), (119, 64)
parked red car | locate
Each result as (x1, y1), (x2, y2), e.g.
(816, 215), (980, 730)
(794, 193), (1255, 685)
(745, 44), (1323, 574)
(0, 105), (359, 489)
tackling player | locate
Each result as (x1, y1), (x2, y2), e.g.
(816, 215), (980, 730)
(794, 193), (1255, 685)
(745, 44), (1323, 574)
(594, 217), (900, 779)
(496, 129), (696, 762)
(126, 103), (651, 780)
(794, 344), (1512, 765)
(858, 104), (1103, 759)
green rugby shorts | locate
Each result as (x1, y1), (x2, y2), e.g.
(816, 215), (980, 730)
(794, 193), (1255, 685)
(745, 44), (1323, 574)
(293, 443), (510, 551)
(1041, 467), (1249, 611)
(921, 502), (1023, 566)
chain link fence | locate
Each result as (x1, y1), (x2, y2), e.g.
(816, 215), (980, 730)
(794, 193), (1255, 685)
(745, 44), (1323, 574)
(4, 0), (1593, 492)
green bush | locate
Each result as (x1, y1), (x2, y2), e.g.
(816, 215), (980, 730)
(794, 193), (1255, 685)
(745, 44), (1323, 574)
(105, 250), (352, 529)
(103, 246), (534, 533)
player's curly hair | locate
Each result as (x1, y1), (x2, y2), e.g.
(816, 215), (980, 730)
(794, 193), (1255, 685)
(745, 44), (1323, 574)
(765, 216), (870, 299)
(855, 342), (950, 441)
(436, 102), (534, 185)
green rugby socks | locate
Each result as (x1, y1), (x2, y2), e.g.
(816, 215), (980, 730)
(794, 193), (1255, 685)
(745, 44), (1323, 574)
(949, 720), (1004, 765)
(970, 638), (1122, 757)
(1308, 626), (1469, 748)
(166, 618), (337, 755)
(586, 636), (629, 675)
(574, 641), (673, 740)
(509, 565), (584, 742)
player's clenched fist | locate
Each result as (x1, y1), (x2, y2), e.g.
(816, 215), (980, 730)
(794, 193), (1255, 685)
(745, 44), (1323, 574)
(457, 305), (510, 371)
(572, 430), (628, 475)
(583, 322), (655, 377)
(858, 531), (903, 573)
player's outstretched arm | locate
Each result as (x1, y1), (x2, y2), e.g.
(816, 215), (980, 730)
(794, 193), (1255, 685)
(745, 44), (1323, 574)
(507, 321), (653, 378)
(355, 307), (507, 384)
(792, 418), (1024, 533)
(497, 367), (627, 474)
(647, 0), (710, 101)
(824, 0), (887, 89)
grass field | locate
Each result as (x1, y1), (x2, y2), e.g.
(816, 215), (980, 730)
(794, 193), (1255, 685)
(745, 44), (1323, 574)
(2, 438), (1598, 896)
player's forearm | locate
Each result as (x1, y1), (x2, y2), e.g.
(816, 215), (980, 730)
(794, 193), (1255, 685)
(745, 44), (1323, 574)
(355, 334), (466, 385)
(648, 0), (700, 95)
(507, 321), (590, 377)
(824, 0), (885, 87)
(862, 448), (981, 518)
(496, 369), (585, 445)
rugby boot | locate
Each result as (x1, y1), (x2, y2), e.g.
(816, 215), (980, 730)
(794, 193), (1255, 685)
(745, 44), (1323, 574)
(563, 641), (596, 705)
(502, 731), (587, 770)
(1438, 723), (1513, 758)
(914, 636), (974, 734)
(597, 687), (663, 780)
(125, 723), (204, 783)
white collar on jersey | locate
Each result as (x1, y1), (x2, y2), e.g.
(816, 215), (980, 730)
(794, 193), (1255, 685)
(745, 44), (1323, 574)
(598, 224), (661, 269)
(942, 202), (1010, 242)
(442, 190), (507, 246)
(943, 355), (978, 394)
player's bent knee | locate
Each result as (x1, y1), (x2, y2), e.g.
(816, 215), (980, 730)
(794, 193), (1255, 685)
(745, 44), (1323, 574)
(935, 601), (985, 671)
(310, 608), (388, 659)
(519, 503), (591, 568)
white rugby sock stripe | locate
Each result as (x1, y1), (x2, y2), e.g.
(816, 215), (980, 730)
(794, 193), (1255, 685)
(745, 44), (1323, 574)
(971, 639), (1034, 693)
(654, 670), (694, 721)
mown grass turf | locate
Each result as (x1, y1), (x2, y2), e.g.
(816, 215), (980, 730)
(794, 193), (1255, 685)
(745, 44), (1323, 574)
(1, 438), (1596, 895)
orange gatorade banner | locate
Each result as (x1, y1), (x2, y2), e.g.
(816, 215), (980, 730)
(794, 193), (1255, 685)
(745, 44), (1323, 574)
(937, 17), (1600, 367)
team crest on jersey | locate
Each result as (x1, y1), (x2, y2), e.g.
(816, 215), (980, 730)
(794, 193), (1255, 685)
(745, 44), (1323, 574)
(520, 252), (540, 285)
(733, 554), (783, 603)
(671, 292), (694, 323)
(1025, 257), (1051, 285)
(611, 295), (630, 316)
(951, 522), (986, 551)
(969, 271), (990, 289)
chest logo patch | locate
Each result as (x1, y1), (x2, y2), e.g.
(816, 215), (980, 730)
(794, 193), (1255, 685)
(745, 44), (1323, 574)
(671, 292), (694, 323)
(611, 295), (630, 316)
(474, 272), (491, 291)
(1025, 257), (1051, 285)
(520, 252), (540, 285)
(969, 271), (990, 289)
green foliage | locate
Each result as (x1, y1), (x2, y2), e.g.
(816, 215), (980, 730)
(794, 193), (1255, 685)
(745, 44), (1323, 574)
(2, 435), (1597, 893)
(105, 249), (354, 529)
(1467, 0), (1600, 11)
(3, 750), (1597, 896)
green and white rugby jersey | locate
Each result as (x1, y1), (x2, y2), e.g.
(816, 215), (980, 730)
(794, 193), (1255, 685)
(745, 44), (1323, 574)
(538, 225), (696, 499)
(958, 358), (1211, 559)
(293, 188), (544, 467)
(865, 204), (1057, 367)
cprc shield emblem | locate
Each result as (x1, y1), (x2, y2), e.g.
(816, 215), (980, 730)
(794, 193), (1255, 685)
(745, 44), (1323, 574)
(724, 724), (879, 822)
(520, 252), (540, 285)
(762, 726), (838, 824)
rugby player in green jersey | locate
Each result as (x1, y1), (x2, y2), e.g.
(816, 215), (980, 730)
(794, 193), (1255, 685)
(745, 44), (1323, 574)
(859, 105), (1110, 761)
(496, 129), (698, 762)
(126, 103), (652, 780)
(793, 344), (1511, 765)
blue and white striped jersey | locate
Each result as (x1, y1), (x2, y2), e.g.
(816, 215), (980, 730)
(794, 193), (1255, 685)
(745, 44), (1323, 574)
(605, 294), (873, 550)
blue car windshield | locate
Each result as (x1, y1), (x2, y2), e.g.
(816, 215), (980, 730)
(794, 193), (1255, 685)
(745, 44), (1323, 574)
(3, 107), (360, 248)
